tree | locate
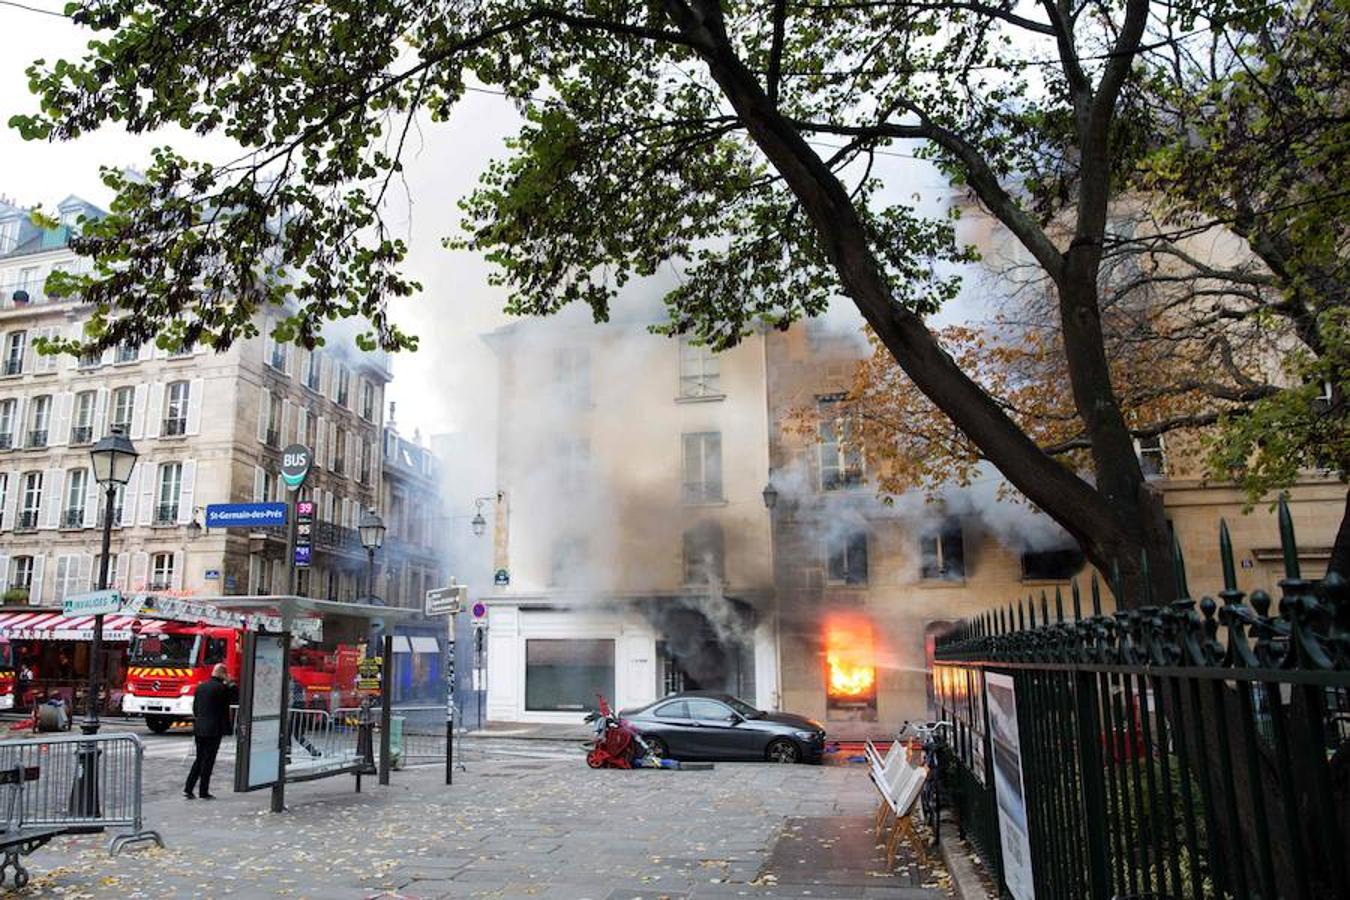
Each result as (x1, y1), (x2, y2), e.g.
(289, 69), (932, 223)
(15, 0), (1289, 603)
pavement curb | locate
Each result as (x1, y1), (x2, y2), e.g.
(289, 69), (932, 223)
(938, 821), (994, 900)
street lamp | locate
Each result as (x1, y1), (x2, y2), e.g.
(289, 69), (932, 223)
(761, 480), (779, 511)
(86, 428), (138, 735)
(358, 508), (386, 602)
(470, 495), (497, 537)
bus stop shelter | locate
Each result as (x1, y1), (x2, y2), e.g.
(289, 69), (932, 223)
(191, 595), (417, 813)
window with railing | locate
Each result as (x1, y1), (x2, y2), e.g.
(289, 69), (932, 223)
(3, 331), (25, 376)
(62, 468), (87, 528)
(71, 391), (95, 444)
(0, 473), (6, 529)
(333, 427), (347, 475)
(827, 530), (869, 585)
(336, 366), (350, 406)
(359, 440), (371, 484)
(110, 387), (134, 435)
(265, 393), (281, 447)
(818, 395), (864, 490)
(361, 380), (376, 421)
(681, 432), (723, 503)
(163, 380), (189, 436)
(18, 472), (41, 531)
(678, 336), (721, 399)
(26, 395), (50, 448)
(77, 348), (101, 369)
(155, 462), (182, 524)
(115, 342), (139, 364)
(9, 556), (33, 601)
(269, 339), (288, 372)
(0, 398), (14, 449)
(1136, 435), (1167, 478)
(305, 351), (322, 391)
(150, 553), (174, 590)
(919, 521), (966, 580)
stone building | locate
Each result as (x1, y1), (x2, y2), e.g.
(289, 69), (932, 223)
(0, 194), (390, 607)
(378, 407), (447, 610)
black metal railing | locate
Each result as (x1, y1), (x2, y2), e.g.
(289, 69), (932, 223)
(26, 429), (46, 448)
(162, 417), (186, 436)
(266, 428), (280, 447)
(933, 498), (1349, 900)
(61, 508), (84, 528)
(312, 521), (360, 552)
(153, 503), (179, 525)
(0, 433), (11, 450)
(98, 506), (123, 528)
(16, 510), (38, 531)
(2, 359), (22, 376)
(70, 425), (93, 444)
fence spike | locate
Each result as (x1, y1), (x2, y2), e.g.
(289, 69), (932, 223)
(1090, 572), (1103, 616)
(1277, 494), (1300, 579)
(1072, 579), (1083, 620)
(1055, 586), (1064, 622)
(1029, 598), (1037, 628)
(1041, 591), (1050, 626)
(1018, 599), (1026, 631)
(1169, 532), (1191, 600)
(1218, 519), (1237, 591)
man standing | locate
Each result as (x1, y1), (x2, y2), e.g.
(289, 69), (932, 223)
(185, 663), (232, 800)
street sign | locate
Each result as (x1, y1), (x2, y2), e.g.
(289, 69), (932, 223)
(493, 569), (509, 587)
(294, 501), (314, 569)
(63, 589), (122, 617)
(205, 502), (287, 528)
(471, 600), (487, 621)
(205, 569), (221, 580)
(280, 444), (312, 491)
(425, 585), (467, 617)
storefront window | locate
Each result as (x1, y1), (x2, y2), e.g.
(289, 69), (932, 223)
(524, 639), (614, 712)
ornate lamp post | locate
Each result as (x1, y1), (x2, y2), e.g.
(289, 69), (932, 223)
(86, 428), (138, 734)
(358, 508), (386, 602)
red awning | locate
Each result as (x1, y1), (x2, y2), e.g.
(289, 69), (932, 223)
(0, 611), (144, 642)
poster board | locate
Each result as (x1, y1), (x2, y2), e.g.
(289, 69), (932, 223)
(233, 632), (289, 792)
(986, 672), (1034, 900)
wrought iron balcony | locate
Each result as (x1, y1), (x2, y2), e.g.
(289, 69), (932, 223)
(153, 503), (179, 526)
(26, 430), (47, 449)
(70, 425), (93, 445)
(162, 417), (187, 437)
(98, 506), (123, 528)
(2, 359), (21, 376)
(61, 508), (85, 529)
(0, 433), (11, 450)
(16, 510), (38, 532)
(266, 428), (280, 448)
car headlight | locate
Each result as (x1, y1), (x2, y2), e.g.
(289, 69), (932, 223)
(793, 730), (821, 741)
(180, 685), (193, 695)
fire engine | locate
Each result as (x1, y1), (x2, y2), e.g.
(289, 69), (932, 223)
(119, 595), (357, 733)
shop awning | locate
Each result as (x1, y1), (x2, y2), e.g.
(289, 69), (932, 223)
(0, 611), (146, 642)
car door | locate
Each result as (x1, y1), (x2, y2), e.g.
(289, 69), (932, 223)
(640, 700), (695, 756)
(683, 699), (756, 760)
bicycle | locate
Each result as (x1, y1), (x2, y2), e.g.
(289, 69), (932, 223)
(896, 720), (951, 842)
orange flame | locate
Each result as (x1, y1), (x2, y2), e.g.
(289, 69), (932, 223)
(825, 616), (876, 698)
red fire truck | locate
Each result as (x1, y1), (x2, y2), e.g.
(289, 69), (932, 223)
(119, 596), (359, 733)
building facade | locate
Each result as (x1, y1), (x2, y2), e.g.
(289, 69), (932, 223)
(0, 195), (390, 611)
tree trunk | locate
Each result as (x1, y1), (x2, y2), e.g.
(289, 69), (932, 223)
(1328, 488), (1350, 579)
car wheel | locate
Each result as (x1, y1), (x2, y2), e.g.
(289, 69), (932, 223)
(145, 715), (172, 734)
(641, 736), (668, 759)
(766, 738), (801, 764)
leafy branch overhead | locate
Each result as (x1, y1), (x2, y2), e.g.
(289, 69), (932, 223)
(12, 0), (1346, 589)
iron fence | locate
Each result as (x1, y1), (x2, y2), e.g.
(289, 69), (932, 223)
(935, 499), (1350, 900)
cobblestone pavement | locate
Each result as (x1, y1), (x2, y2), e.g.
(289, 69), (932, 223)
(10, 731), (949, 899)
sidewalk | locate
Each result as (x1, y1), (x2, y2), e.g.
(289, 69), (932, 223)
(18, 753), (953, 898)
(460, 721), (593, 742)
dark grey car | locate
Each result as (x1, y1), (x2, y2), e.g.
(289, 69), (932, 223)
(623, 691), (826, 764)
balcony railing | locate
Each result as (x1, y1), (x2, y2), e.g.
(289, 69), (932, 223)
(337, 387), (349, 407)
(162, 417), (187, 437)
(0, 433), (11, 450)
(312, 521), (360, 552)
(115, 345), (139, 364)
(333, 457), (346, 477)
(98, 506), (123, 528)
(266, 428), (280, 448)
(153, 503), (179, 525)
(16, 510), (38, 532)
(306, 370), (321, 391)
(26, 430), (47, 449)
(61, 508), (85, 529)
(2, 359), (21, 376)
(70, 425), (93, 445)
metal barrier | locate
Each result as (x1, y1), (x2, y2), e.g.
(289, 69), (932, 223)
(0, 732), (163, 885)
(284, 708), (365, 780)
(334, 706), (457, 767)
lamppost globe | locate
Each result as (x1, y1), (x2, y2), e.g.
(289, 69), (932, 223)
(89, 429), (139, 486)
(471, 512), (487, 537)
(358, 509), (386, 550)
(762, 481), (779, 511)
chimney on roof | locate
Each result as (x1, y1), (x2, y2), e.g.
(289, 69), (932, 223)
(388, 401), (397, 430)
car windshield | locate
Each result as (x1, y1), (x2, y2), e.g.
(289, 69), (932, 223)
(130, 634), (198, 665)
(722, 695), (763, 718)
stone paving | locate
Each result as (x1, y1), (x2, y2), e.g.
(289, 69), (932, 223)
(10, 734), (950, 899)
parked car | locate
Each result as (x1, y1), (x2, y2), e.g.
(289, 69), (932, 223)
(622, 691), (826, 764)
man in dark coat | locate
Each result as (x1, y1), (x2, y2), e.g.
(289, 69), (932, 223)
(184, 664), (232, 800)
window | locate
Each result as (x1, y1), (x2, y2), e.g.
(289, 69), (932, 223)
(920, 521), (966, 580)
(115, 341), (139, 364)
(334, 426), (347, 475)
(556, 436), (589, 487)
(18, 472), (41, 530)
(305, 351), (322, 391)
(156, 462), (182, 524)
(524, 639), (615, 712)
(3, 331), (24, 375)
(1136, 435), (1166, 478)
(98, 483), (125, 528)
(266, 393), (282, 447)
(336, 366), (350, 406)
(262, 470), (277, 504)
(204, 638), (227, 665)
(554, 347), (590, 407)
(1021, 546), (1086, 581)
(819, 396), (864, 490)
(17, 267), (40, 297)
(0, 398), (15, 449)
(359, 439), (371, 484)
(269, 338), (288, 372)
(163, 380), (189, 436)
(78, 347), (101, 369)
(685, 698), (736, 722)
(827, 530), (869, 584)
(110, 387), (134, 435)
(71, 391), (95, 444)
(681, 432), (723, 503)
(683, 521), (726, 584)
(11, 556), (34, 600)
(150, 552), (175, 590)
(94, 554), (120, 590)
(360, 380), (376, 421)
(678, 336), (721, 398)
(63, 468), (87, 528)
(0, 218), (18, 253)
(27, 395), (50, 448)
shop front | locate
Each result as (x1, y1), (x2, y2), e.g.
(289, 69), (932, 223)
(0, 609), (139, 716)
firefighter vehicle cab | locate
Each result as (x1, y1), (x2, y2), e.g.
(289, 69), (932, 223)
(123, 623), (238, 733)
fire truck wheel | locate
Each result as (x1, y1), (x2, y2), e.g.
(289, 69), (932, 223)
(145, 715), (173, 734)
(766, 739), (801, 764)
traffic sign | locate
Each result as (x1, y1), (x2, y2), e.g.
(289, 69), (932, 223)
(472, 600), (487, 621)
(63, 589), (122, 617)
(425, 585), (467, 617)
(280, 444), (312, 491)
(206, 502), (287, 528)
